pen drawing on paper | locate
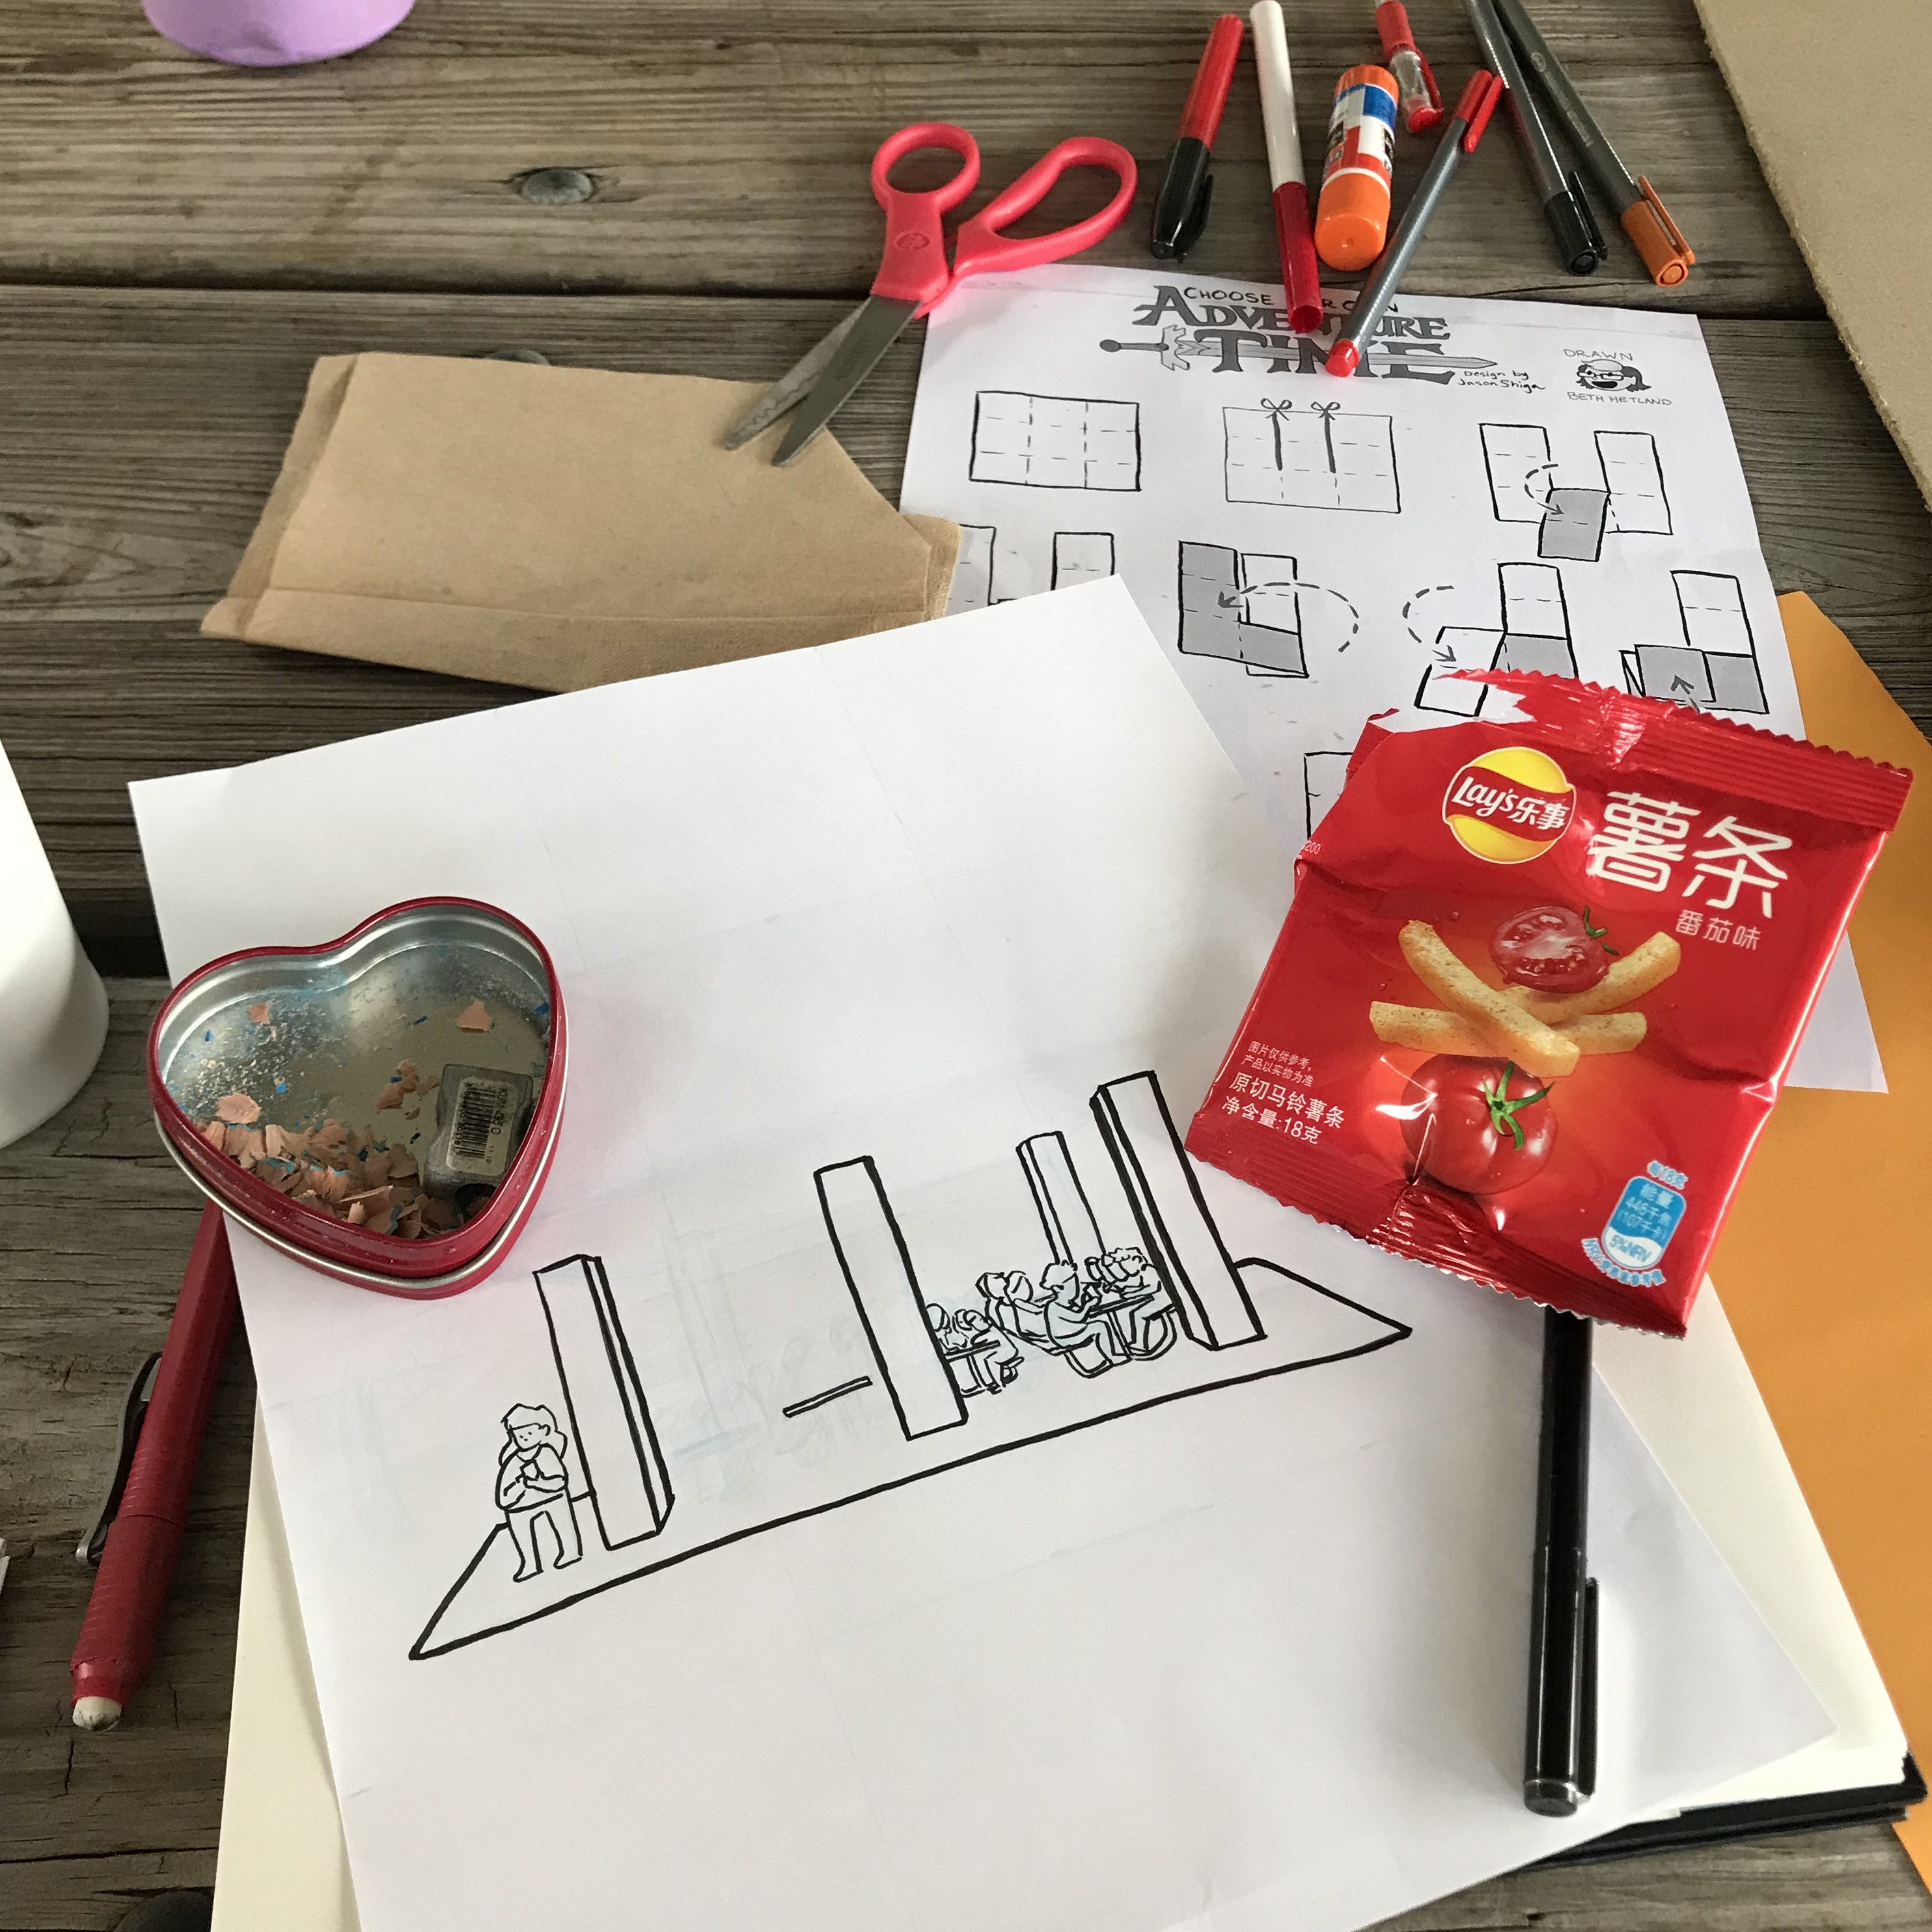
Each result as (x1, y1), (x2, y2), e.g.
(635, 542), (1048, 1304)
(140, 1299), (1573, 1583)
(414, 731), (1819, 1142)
(414, 1069), (1410, 1660)
(969, 392), (1142, 491)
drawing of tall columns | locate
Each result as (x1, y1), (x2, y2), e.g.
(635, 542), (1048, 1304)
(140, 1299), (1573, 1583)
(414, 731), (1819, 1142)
(1091, 1073), (1263, 1350)
(1019, 1131), (1104, 1268)
(534, 1254), (674, 1549)
(815, 1157), (967, 1439)
(1597, 430), (1670, 533)
(1493, 561), (1576, 677)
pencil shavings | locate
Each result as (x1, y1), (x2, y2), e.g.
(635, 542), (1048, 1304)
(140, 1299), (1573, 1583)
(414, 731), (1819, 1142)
(196, 1062), (467, 1241)
(455, 1000), (493, 1032)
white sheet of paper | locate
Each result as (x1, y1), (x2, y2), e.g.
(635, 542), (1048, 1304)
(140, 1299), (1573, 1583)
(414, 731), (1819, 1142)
(133, 585), (1825, 1932)
(900, 266), (1883, 1093)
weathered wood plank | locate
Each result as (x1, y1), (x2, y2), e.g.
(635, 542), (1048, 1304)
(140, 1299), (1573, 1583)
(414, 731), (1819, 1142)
(0, 289), (1924, 962)
(0, 0), (1811, 313)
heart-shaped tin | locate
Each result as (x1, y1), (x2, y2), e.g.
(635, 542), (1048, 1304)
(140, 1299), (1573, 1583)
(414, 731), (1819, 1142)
(148, 898), (566, 1297)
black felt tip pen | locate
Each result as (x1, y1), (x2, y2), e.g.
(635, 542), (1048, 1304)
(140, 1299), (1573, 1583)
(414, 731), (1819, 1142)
(1523, 1307), (1599, 1817)
(1149, 14), (1245, 260)
(1462, 0), (1603, 275)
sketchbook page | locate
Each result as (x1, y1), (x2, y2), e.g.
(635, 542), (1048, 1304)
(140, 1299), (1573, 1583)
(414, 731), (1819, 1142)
(212, 1409), (359, 1932)
(131, 583), (1824, 1932)
(1597, 1286), (1909, 1810)
(898, 265), (1881, 1096)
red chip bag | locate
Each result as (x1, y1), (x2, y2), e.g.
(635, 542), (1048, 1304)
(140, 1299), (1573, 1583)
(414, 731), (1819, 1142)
(1185, 674), (1912, 1334)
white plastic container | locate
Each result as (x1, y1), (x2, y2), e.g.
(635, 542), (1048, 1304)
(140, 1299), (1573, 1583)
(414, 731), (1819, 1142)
(1, 739), (107, 1148)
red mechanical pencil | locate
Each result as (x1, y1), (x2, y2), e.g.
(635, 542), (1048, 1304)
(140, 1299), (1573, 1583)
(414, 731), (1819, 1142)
(70, 1201), (238, 1730)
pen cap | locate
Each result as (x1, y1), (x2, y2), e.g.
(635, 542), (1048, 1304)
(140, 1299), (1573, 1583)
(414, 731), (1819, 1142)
(0, 736), (107, 1149)
(1316, 64), (1397, 271)
(1622, 177), (1694, 286)
(1180, 14), (1246, 145)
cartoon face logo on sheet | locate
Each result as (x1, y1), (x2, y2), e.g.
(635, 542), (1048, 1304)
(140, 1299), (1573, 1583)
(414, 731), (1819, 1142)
(1575, 359), (1649, 392)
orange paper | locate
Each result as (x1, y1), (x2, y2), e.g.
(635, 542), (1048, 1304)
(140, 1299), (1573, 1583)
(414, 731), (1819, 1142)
(1712, 594), (1932, 1876)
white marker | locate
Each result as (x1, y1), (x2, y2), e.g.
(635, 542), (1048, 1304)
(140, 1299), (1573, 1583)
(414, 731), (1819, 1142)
(1249, 1), (1324, 335)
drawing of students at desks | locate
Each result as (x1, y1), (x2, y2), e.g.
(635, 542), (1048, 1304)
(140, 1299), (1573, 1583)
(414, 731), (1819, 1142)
(1084, 1247), (1180, 1361)
(931, 1301), (1023, 1397)
(495, 1402), (583, 1582)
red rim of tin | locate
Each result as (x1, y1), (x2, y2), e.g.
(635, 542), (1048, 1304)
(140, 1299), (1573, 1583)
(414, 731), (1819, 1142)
(147, 896), (566, 1299)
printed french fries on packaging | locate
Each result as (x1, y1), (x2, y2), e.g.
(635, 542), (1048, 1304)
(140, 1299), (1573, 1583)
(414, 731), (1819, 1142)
(1185, 674), (1911, 1334)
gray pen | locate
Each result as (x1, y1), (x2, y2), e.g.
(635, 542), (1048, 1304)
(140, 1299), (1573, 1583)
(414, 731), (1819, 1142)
(1327, 70), (1505, 379)
(1461, 0), (1603, 275)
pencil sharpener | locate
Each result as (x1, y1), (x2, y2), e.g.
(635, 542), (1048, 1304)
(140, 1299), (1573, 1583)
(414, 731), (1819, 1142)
(147, 898), (566, 1299)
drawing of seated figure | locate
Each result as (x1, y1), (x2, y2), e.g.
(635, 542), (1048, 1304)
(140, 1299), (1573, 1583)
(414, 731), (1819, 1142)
(980, 1266), (1122, 1376)
(1094, 1246), (1180, 1359)
(931, 1299), (1025, 1398)
(1040, 1259), (1127, 1377)
(979, 1269), (1047, 1348)
(495, 1403), (583, 1582)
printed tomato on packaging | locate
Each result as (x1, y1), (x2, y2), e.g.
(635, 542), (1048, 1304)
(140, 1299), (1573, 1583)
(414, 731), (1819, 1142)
(1185, 673), (1912, 1334)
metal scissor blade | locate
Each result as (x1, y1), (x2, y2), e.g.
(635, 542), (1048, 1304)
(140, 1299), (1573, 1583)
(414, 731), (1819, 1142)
(723, 303), (869, 451)
(771, 296), (918, 467)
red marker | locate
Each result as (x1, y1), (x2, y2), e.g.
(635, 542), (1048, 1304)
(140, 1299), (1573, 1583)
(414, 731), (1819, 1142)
(1249, 1), (1323, 335)
(1149, 14), (1245, 259)
(70, 1202), (238, 1730)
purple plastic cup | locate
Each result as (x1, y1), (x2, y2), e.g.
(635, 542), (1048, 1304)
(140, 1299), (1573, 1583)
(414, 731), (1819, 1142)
(142, 0), (413, 65)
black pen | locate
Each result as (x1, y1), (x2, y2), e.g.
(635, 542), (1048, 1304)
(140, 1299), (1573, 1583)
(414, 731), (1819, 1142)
(1149, 14), (1245, 260)
(1524, 1307), (1598, 1817)
(1461, 0), (1603, 274)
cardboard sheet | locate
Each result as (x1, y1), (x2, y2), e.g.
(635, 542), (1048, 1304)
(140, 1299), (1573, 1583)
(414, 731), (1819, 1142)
(202, 354), (961, 690)
(1696, 0), (1932, 508)
(1709, 594), (1932, 1881)
(134, 583), (1824, 1932)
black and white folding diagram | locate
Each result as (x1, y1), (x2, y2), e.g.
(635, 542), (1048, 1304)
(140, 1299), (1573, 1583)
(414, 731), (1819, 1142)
(1177, 542), (1307, 677)
(969, 392), (1142, 491)
(951, 527), (1119, 611)
(1414, 561), (1577, 715)
(1224, 399), (1400, 514)
(414, 1071), (1409, 1657)
(1303, 751), (1352, 841)
(1620, 570), (1767, 715)
(1480, 424), (1672, 562)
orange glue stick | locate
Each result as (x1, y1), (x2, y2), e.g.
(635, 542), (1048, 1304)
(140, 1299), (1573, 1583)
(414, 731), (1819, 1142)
(1315, 62), (1398, 271)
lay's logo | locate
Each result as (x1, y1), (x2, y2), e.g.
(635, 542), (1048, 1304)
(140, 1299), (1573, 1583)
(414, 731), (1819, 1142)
(1443, 748), (1575, 863)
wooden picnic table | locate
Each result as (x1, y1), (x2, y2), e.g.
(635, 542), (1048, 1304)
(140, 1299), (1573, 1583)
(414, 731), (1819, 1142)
(1, 2), (1928, 1926)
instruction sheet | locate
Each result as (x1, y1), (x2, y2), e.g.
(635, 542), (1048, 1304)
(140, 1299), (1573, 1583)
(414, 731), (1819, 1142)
(900, 267), (1882, 1090)
(133, 586), (1823, 1932)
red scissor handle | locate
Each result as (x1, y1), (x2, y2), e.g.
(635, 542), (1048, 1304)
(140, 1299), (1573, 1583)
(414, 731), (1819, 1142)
(870, 122), (982, 309)
(941, 136), (1138, 310)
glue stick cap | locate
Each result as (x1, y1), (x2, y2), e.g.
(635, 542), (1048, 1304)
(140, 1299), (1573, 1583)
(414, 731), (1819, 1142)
(1316, 64), (1398, 272)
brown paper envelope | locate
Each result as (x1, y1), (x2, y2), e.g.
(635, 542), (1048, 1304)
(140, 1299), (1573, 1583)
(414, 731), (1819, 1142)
(1711, 594), (1932, 1875)
(204, 353), (960, 691)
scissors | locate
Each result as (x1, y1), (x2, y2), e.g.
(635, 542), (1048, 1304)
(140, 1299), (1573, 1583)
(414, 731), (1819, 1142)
(726, 122), (1138, 466)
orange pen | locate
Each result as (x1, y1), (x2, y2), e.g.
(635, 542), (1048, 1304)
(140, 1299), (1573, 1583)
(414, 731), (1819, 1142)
(1314, 62), (1399, 270)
